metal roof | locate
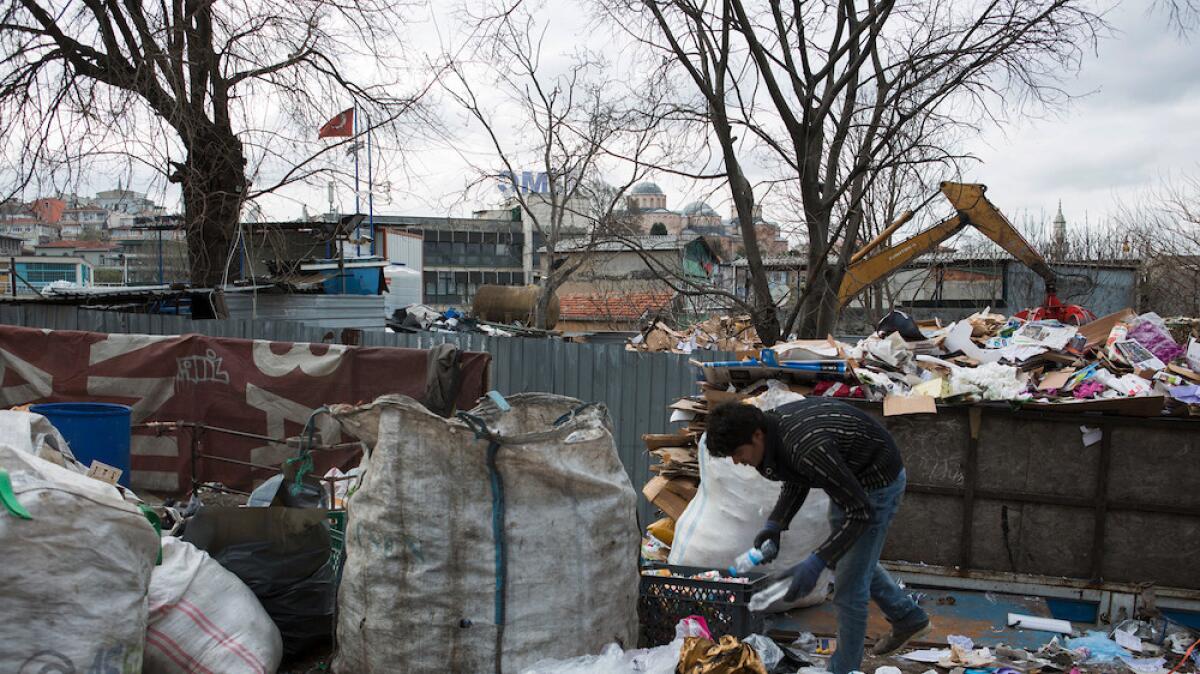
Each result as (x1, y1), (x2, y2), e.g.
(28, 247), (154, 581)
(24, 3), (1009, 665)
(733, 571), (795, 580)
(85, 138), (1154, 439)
(551, 234), (707, 253)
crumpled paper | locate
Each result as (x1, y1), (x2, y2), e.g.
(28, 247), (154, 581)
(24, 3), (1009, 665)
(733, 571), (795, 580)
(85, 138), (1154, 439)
(949, 362), (1027, 400)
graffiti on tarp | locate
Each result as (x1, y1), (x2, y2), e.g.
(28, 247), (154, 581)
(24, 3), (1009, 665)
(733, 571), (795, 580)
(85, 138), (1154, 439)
(175, 349), (231, 386)
(0, 325), (490, 493)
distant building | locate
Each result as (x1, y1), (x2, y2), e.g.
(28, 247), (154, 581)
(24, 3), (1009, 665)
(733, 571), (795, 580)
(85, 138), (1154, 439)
(109, 217), (188, 284)
(727, 255), (806, 306)
(34, 240), (122, 269)
(624, 182), (727, 236)
(94, 188), (160, 215)
(29, 198), (65, 224)
(557, 290), (677, 336)
(875, 253), (1138, 318)
(337, 214), (541, 308)
(551, 234), (721, 283)
(58, 205), (110, 239)
(1, 256), (92, 294)
(0, 234), (23, 257)
(0, 220), (59, 248)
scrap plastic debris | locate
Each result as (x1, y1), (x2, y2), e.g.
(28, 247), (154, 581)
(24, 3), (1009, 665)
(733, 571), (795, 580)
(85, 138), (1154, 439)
(900, 649), (952, 663)
(748, 577), (790, 612)
(1065, 631), (1132, 663)
(676, 616), (712, 640)
(938, 644), (995, 668)
(947, 635), (975, 650)
(743, 634), (784, 671)
(640, 568), (752, 584)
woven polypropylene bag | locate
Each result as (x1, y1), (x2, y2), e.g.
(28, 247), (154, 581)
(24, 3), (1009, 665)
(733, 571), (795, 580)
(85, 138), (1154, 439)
(332, 394), (639, 673)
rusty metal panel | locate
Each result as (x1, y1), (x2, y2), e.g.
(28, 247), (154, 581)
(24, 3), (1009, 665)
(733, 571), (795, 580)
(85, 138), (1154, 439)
(868, 401), (1200, 590)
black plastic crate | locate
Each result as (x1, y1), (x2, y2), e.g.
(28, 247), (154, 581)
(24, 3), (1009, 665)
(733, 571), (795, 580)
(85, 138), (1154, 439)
(638, 564), (770, 646)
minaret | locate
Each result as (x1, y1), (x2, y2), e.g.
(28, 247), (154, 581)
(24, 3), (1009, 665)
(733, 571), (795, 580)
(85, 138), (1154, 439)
(1052, 201), (1066, 257)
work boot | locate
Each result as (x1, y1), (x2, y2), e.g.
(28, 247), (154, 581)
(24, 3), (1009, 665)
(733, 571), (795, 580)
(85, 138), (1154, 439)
(870, 618), (932, 656)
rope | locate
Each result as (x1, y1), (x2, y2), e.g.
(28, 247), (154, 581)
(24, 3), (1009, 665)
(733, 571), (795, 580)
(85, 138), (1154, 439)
(552, 402), (597, 428)
(457, 411), (507, 674)
(285, 406), (329, 497)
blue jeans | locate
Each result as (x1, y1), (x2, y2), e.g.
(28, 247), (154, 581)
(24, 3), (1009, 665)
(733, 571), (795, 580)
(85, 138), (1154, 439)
(828, 469), (927, 674)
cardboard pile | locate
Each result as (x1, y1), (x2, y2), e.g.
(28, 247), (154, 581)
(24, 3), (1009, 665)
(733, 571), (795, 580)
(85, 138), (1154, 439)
(628, 316), (761, 354)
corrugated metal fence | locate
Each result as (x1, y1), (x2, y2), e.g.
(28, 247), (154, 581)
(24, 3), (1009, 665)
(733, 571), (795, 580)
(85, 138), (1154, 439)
(0, 304), (726, 522)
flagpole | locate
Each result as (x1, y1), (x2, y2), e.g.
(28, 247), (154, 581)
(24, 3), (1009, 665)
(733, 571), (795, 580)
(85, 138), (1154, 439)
(366, 110), (375, 257)
(353, 103), (361, 258)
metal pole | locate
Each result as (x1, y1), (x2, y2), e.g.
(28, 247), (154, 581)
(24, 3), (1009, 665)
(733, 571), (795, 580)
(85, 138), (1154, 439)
(367, 110), (375, 257)
(8, 257), (15, 296)
(353, 103), (361, 258)
(157, 228), (163, 285)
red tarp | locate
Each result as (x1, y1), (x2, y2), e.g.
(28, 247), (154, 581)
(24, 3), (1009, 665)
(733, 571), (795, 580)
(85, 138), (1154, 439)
(0, 324), (490, 493)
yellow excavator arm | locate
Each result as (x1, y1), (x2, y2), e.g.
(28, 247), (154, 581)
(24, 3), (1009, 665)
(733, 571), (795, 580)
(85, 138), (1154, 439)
(837, 182), (1057, 306)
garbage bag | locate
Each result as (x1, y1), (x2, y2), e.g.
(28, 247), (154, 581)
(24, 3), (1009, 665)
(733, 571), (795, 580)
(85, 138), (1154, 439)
(669, 388), (834, 612)
(145, 536), (283, 673)
(182, 506), (336, 659)
(0, 444), (159, 673)
(521, 640), (683, 674)
(211, 540), (335, 657)
(876, 309), (926, 341)
(331, 393), (639, 674)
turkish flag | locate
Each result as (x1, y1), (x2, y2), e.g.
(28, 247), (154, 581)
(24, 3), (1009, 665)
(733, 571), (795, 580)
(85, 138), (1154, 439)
(318, 108), (354, 138)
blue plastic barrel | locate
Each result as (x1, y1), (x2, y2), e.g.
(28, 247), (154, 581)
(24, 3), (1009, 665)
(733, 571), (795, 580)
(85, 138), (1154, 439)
(29, 402), (132, 487)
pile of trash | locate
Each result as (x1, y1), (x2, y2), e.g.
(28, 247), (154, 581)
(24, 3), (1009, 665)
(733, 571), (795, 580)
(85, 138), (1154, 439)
(629, 316), (761, 354)
(523, 615), (791, 674)
(691, 307), (1200, 417)
(387, 304), (548, 337)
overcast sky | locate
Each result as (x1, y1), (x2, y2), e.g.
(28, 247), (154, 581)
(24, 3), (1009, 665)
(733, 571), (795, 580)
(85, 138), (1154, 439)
(125, 1), (1200, 235)
(963, 1), (1200, 233)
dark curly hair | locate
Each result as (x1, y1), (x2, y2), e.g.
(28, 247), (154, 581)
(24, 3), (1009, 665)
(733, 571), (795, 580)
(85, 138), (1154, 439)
(705, 402), (766, 457)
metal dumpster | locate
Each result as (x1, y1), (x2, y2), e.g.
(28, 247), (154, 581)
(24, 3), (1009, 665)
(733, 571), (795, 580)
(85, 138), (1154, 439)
(849, 401), (1200, 624)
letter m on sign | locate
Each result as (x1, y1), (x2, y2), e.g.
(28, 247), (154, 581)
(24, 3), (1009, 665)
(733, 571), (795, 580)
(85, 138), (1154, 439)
(520, 171), (549, 194)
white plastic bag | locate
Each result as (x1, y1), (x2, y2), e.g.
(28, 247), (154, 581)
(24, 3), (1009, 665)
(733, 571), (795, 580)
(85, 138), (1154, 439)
(520, 639), (683, 674)
(0, 444), (159, 673)
(668, 436), (834, 611)
(145, 536), (282, 674)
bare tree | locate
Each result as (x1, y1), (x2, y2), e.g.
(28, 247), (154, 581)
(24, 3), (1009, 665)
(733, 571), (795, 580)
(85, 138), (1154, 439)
(1113, 173), (1200, 316)
(0, 0), (431, 285)
(603, 0), (1105, 338)
(440, 4), (664, 329)
(1153, 0), (1200, 32)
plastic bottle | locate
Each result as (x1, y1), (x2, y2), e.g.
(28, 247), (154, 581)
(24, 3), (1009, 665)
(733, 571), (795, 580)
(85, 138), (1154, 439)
(728, 540), (778, 576)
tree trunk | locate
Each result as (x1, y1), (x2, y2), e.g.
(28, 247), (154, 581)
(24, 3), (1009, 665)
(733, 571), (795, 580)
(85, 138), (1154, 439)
(792, 259), (848, 338)
(176, 130), (247, 287)
(533, 273), (562, 330)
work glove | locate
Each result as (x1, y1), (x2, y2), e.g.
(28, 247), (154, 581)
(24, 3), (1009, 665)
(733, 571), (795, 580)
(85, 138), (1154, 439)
(783, 553), (826, 602)
(753, 521), (783, 563)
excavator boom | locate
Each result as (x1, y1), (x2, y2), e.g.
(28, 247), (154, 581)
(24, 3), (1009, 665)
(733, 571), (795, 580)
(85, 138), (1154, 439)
(837, 182), (1094, 324)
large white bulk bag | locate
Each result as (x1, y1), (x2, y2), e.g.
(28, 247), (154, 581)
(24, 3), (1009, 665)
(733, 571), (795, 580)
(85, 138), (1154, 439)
(332, 393), (639, 674)
(669, 388), (834, 610)
(0, 444), (159, 673)
(0, 409), (80, 467)
(145, 536), (283, 674)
